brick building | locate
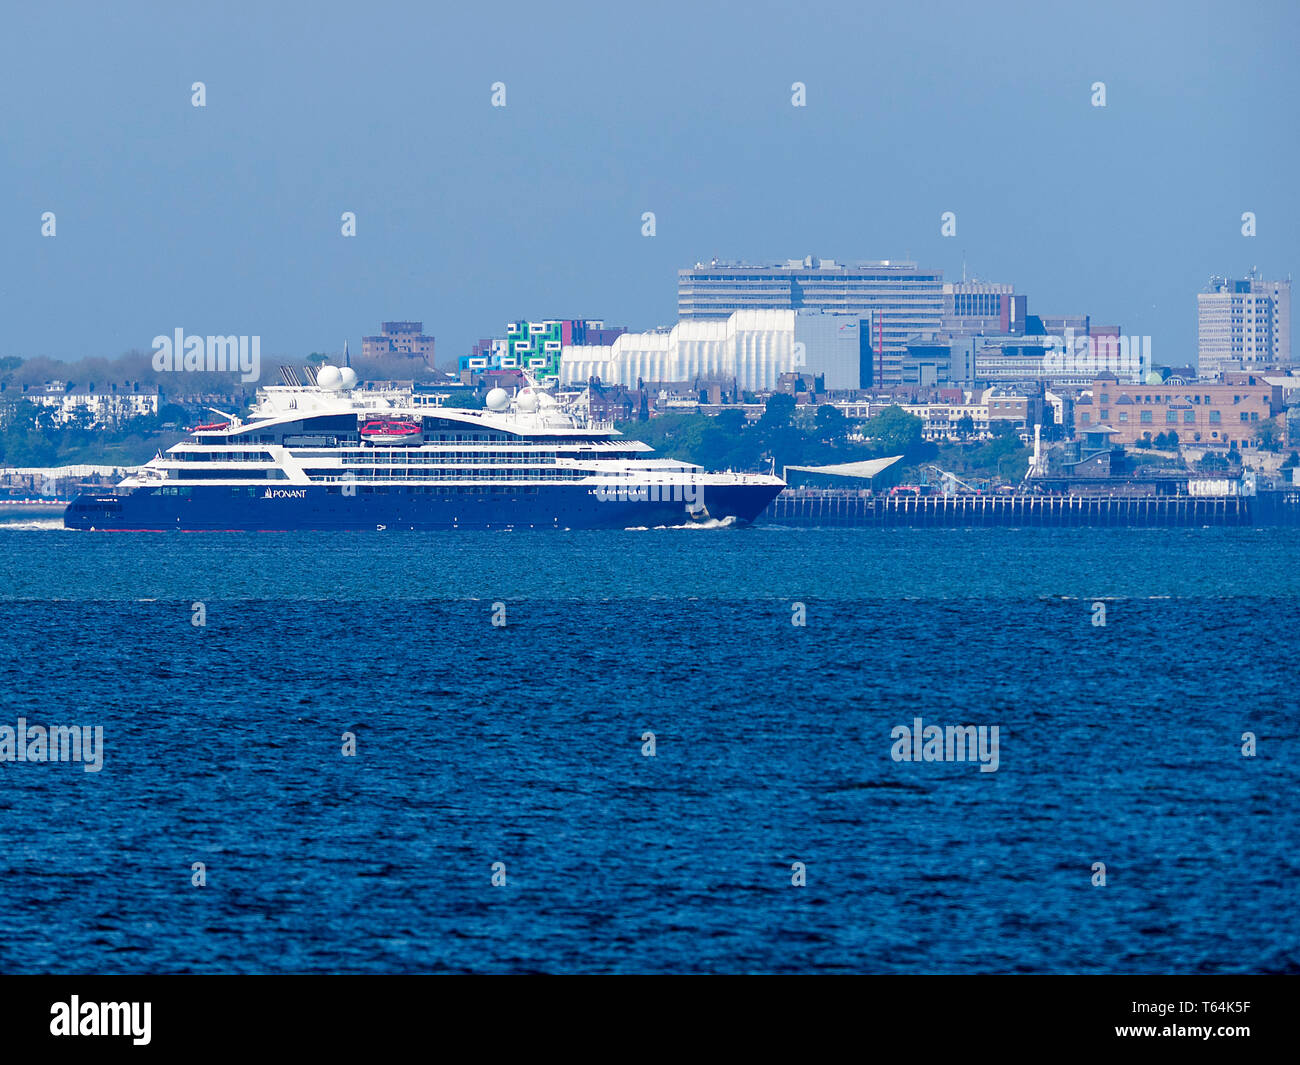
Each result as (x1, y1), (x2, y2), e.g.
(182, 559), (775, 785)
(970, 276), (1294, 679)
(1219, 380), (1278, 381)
(361, 321), (435, 363)
(1076, 372), (1282, 448)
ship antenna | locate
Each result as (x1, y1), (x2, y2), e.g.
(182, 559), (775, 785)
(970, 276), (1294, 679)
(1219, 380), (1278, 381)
(344, 340), (351, 368)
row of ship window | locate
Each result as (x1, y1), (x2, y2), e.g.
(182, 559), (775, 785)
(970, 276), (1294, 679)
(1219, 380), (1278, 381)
(173, 469), (585, 482)
(176, 469), (287, 480)
(338, 452), (563, 465)
(174, 451), (274, 461)
(323, 485), (542, 495)
(310, 469), (585, 481)
(151, 485), (544, 496)
(174, 450), (623, 463)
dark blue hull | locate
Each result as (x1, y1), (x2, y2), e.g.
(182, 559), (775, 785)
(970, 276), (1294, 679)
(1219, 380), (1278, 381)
(64, 483), (783, 530)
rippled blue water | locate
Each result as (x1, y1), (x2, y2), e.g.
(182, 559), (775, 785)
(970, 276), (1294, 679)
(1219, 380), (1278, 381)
(0, 519), (1296, 973)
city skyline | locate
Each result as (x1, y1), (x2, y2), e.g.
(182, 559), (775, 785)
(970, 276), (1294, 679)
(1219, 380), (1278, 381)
(2, 1), (1297, 368)
(6, 252), (1295, 376)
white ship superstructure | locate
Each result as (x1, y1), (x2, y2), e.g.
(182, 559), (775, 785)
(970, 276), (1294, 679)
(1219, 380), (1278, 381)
(66, 371), (785, 530)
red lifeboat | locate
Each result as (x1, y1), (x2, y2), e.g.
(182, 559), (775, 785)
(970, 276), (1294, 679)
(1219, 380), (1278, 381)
(360, 417), (422, 446)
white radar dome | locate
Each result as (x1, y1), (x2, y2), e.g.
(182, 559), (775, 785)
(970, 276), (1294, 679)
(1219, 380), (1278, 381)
(485, 387), (510, 411)
(317, 365), (343, 390)
(339, 366), (358, 389)
(516, 390), (539, 413)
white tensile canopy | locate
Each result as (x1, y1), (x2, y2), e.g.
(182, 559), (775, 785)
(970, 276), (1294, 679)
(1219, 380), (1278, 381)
(783, 455), (904, 481)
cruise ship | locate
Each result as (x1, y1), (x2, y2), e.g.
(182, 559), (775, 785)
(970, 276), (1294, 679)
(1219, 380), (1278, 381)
(64, 367), (785, 531)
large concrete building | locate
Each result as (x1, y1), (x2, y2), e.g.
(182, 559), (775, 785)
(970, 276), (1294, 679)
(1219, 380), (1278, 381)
(902, 335), (975, 388)
(1197, 277), (1292, 378)
(676, 257), (943, 387)
(942, 280), (1024, 335)
(903, 320), (1139, 391)
(560, 309), (869, 392)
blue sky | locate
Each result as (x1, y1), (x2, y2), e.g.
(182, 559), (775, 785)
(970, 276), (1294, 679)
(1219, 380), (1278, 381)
(1, 0), (1296, 368)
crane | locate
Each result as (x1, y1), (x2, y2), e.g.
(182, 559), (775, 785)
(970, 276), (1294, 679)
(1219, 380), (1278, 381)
(920, 463), (982, 496)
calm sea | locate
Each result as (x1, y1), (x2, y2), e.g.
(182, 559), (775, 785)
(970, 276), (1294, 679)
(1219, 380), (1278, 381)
(1, 517), (1296, 973)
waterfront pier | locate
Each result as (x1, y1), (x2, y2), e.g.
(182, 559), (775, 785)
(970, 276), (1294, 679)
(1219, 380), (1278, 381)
(761, 489), (1300, 527)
